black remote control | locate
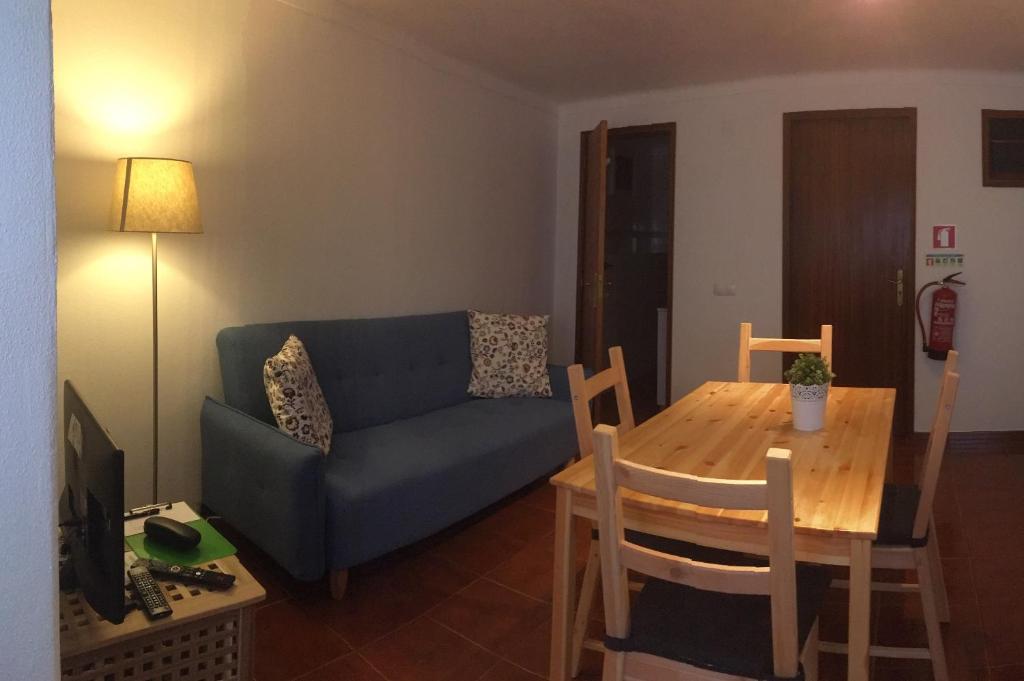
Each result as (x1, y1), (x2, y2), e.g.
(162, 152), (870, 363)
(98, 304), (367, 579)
(128, 563), (172, 619)
(143, 559), (236, 591)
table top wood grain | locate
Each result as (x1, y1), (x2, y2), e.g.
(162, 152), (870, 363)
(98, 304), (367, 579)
(551, 381), (895, 539)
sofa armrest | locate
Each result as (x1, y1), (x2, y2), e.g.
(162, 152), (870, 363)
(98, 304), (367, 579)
(201, 397), (326, 581)
(548, 364), (573, 402)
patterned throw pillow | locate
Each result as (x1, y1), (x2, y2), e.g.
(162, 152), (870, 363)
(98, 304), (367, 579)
(263, 335), (333, 454)
(467, 310), (552, 398)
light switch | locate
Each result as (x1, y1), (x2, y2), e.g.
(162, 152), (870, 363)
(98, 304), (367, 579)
(713, 283), (736, 297)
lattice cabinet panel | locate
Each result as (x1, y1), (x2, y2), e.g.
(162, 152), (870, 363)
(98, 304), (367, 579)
(59, 557), (263, 681)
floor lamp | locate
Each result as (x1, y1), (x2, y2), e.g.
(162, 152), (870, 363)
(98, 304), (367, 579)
(110, 158), (203, 504)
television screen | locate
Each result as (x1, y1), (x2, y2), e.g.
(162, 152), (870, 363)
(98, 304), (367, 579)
(61, 380), (126, 624)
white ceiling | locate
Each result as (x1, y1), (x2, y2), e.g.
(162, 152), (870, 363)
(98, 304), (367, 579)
(336, 0), (1024, 102)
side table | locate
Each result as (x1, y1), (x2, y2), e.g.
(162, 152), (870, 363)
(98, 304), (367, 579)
(59, 555), (265, 681)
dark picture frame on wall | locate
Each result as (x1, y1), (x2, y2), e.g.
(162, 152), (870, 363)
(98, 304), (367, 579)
(982, 109), (1024, 187)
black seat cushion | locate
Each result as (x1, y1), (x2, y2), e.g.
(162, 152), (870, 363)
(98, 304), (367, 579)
(875, 483), (926, 547)
(606, 564), (831, 680)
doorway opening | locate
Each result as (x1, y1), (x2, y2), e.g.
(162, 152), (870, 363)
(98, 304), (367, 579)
(575, 122), (675, 424)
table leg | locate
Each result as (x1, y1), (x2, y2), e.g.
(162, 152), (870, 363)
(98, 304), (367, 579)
(848, 539), (872, 681)
(550, 487), (575, 681)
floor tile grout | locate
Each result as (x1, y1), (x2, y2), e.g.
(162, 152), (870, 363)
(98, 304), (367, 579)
(357, 650), (392, 681)
(426, 613), (545, 680)
(424, 614), (506, 666)
(337, 570), (496, 657)
(476, 574), (553, 606)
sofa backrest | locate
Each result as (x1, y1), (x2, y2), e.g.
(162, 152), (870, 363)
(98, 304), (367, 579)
(216, 312), (472, 432)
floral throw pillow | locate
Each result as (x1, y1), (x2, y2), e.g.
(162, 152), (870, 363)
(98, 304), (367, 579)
(263, 335), (333, 454)
(467, 310), (552, 398)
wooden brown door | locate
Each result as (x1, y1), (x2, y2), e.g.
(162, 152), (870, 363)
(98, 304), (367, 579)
(783, 108), (916, 433)
(577, 120), (609, 373)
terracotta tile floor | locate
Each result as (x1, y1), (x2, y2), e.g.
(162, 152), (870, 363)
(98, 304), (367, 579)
(214, 437), (1024, 681)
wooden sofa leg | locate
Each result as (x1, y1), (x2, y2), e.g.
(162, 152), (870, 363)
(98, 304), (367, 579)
(330, 569), (349, 600)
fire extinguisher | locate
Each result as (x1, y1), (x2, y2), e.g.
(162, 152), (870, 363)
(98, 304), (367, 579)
(915, 272), (966, 360)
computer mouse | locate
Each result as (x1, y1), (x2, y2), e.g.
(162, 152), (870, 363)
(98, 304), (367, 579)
(144, 516), (201, 551)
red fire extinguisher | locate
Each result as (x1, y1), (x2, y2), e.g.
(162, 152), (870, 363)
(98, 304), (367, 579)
(915, 272), (966, 360)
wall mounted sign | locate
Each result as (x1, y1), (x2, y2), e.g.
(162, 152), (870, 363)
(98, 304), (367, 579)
(932, 225), (956, 249)
(925, 253), (964, 267)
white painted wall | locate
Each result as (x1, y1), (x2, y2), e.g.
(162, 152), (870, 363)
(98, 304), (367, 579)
(0, 2), (59, 679)
(54, 0), (557, 507)
(554, 71), (1024, 432)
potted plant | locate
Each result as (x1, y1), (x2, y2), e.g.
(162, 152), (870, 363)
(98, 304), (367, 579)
(784, 353), (835, 432)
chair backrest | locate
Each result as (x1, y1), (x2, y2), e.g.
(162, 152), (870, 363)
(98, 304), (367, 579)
(913, 351), (960, 538)
(567, 346), (635, 460)
(592, 424), (801, 678)
(738, 322), (833, 382)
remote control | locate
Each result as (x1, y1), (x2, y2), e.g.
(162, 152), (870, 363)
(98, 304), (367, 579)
(143, 559), (236, 591)
(128, 563), (172, 619)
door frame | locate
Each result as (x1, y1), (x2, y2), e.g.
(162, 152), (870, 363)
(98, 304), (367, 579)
(782, 107), (917, 433)
(575, 121), (676, 404)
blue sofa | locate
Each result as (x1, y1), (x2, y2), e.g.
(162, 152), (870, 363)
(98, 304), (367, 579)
(201, 311), (576, 589)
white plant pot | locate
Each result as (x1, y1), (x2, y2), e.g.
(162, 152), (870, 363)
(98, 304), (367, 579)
(791, 383), (829, 432)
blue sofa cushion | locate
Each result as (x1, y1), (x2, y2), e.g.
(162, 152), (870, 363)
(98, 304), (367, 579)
(216, 312), (473, 431)
(323, 396), (576, 568)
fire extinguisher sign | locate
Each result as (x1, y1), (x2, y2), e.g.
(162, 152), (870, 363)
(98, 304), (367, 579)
(933, 225), (956, 249)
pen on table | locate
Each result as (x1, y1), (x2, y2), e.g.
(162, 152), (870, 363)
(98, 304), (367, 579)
(126, 501), (173, 514)
(124, 508), (161, 521)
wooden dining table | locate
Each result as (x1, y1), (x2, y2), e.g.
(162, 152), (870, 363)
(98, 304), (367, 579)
(548, 380), (896, 681)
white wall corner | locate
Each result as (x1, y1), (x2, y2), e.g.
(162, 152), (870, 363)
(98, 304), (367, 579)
(0, 1), (59, 679)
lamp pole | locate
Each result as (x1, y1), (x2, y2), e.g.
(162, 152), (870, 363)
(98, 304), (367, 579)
(151, 232), (159, 504)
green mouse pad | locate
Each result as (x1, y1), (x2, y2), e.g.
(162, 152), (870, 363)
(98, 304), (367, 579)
(126, 518), (236, 566)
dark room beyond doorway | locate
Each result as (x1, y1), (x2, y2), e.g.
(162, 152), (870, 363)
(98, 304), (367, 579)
(576, 122), (675, 424)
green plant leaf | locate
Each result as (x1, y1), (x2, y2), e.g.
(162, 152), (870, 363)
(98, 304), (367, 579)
(784, 353), (835, 386)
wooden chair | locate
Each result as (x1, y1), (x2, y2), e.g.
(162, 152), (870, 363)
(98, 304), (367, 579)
(592, 424), (829, 681)
(825, 351), (960, 681)
(568, 346), (635, 463)
(737, 322), (833, 382)
(566, 347), (635, 675)
(567, 348), (756, 675)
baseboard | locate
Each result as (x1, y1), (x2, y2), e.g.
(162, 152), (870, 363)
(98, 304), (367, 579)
(909, 430), (1024, 453)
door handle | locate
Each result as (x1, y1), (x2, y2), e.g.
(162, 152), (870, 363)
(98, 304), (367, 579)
(886, 269), (904, 307)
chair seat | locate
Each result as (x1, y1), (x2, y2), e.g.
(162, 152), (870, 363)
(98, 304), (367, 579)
(606, 563), (830, 680)
(876, 483), (926, 547)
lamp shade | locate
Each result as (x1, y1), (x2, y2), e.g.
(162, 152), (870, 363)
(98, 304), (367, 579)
(109, 158), (202, 233)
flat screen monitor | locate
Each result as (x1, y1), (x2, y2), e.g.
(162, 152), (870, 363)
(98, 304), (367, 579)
(60, 380), (126, 624)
